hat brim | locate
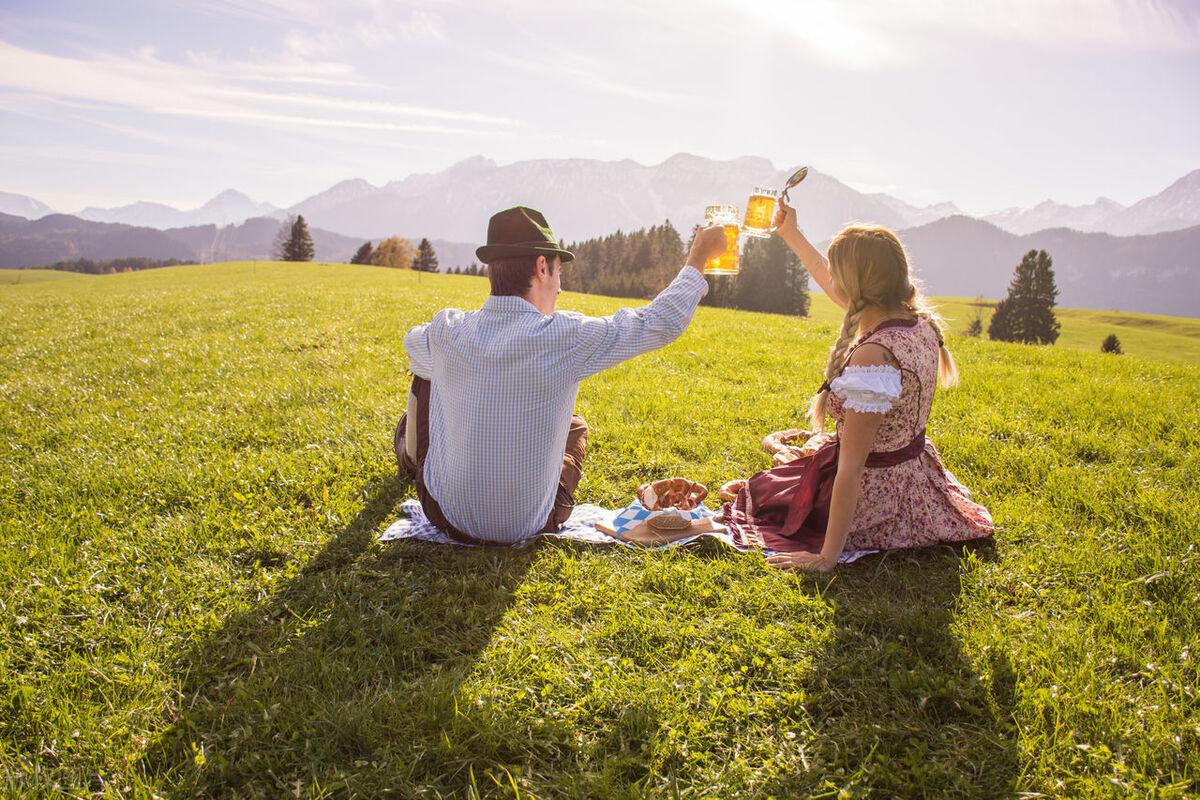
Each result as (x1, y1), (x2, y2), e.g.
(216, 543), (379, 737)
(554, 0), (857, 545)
(476, 243), (575, 264)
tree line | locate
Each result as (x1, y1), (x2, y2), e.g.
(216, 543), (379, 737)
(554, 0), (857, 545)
(347, 236), (439, 271)
(560, 221), (811, 316)
(34, 257), (189, 275)
(173, 216), (1126, 351)
(275, 214), (444, 272)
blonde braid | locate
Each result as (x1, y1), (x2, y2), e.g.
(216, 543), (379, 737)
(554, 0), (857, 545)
(906, 289), (958, 387)
(808, 300), (867, 432)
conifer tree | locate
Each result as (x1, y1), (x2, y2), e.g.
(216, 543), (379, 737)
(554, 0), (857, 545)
(988, 249), (1060, 344)
(414, 238), (439, 272)
(965, 298), (985, 337)
(735, 234), (810, 315)
(1101, 334), (1122, 354)
(272, 215), (296, 261)
(350, 242), (373, 264)
(282, 215), (315, 262)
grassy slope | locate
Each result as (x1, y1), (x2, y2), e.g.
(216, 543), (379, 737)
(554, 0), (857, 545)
(804, 294), (1200, 365)
(0, 270), (91, 285)
(1, 262), (1196, 798)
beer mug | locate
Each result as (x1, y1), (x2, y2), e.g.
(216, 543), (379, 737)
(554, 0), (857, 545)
(703, 204), (741, 275)
(742, 186), (778, 238)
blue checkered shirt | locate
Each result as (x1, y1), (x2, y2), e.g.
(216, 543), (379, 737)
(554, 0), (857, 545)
(404, 265), (708, 542)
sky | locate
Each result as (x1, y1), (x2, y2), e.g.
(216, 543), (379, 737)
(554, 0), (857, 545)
(1, 0), (1197, 214)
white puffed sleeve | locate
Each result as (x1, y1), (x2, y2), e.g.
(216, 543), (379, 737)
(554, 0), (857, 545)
(829, 365), (902, 414)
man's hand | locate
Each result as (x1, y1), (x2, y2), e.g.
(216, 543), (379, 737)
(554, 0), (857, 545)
(766, 551), (835, 572)
(773, 198), (798, 234)
(687, 225), (727, 269)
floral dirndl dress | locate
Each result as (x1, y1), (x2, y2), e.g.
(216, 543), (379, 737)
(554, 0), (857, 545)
(723, 317), (993, 554)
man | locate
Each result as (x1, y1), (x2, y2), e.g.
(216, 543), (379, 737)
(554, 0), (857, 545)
(395, 205), (727, 544)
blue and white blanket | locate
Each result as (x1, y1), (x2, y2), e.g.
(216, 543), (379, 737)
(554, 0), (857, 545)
(379, 499), (878, 563)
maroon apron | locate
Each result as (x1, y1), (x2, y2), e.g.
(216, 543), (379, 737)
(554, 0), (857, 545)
(723, 429), (927, 552)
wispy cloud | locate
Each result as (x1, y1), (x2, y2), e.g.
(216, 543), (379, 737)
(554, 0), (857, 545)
(0, 143), (175, 167)
(0, 39), (519, 137)
(187, 0), (447, 55)
(200, 87), (519, 126)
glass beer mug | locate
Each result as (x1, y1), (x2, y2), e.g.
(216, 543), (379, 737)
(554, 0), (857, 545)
(742, 186), (778, 238)
(703, 204), (741, 275)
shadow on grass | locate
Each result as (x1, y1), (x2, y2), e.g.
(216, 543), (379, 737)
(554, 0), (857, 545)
(768, 541), (1020, 797)
(144, 473), (539, 797)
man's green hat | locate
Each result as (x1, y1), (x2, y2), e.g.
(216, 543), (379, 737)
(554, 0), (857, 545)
(475, 206), (575, 264)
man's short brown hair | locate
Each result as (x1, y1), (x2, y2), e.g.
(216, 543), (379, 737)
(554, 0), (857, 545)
(487, 254), (559, 296)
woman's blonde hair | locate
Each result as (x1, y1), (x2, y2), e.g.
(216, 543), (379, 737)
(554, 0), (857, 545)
(808, 224), (958, 432)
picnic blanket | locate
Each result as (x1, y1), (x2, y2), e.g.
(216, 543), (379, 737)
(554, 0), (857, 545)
(379, 499), (877, 563)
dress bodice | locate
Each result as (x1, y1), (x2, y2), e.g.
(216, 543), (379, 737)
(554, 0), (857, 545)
(827, 317), (942, 451)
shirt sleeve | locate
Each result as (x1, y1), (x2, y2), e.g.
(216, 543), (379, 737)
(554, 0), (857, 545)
(829, 365), (902, 414)
(403, 322), (434, 379)
(571, 265), (708, 380)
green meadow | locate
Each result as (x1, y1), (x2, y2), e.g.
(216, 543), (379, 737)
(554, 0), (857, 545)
(1, 262), (1197, 798)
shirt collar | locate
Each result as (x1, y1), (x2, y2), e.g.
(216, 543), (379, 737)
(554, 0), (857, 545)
(482, 295), (544, 315)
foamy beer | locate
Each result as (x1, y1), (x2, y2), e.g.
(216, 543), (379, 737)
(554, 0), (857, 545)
(703, 204), (740, 275)
(743, 186), (778, 238)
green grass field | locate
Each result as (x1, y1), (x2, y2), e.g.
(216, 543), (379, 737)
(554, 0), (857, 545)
(0, 269), (94, 285)
(803, 295), (1200, 366)
(1, 262), (1197, 798)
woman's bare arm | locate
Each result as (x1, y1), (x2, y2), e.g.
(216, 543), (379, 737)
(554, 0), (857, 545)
(767, 345), (892, 572)
(773, 198), (849, 309)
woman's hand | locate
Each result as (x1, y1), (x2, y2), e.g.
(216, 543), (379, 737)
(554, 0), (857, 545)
(769, 199), (847, 309)
(766, 551), (835, 572)
(773, 197), (798, 234)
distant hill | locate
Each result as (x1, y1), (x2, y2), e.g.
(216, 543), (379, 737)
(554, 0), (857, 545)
(0, 214), (360, 267)
(0, 213), (194, 265)
(899, 216), (1200, 317)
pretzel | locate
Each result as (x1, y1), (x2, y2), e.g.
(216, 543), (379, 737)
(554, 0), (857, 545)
(761, 428), (811, 456)
(637, 477), (709, 511)
(718, 479), (746, 503)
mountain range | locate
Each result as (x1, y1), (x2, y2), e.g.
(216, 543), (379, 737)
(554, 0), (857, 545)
(3, 155), (1198, 316)
(5, 157), (1198, 243)
(896, 216), (1200, 318)
(1, 208), (1196, 317)
(76, 189), (280, 229)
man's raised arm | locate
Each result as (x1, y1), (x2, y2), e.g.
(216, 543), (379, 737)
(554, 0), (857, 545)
(571, 225), (727, 380)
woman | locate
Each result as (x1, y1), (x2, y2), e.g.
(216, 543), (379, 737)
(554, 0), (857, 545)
(720, 199), (993, 571)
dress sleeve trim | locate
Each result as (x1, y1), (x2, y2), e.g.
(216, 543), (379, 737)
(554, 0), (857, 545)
(829, 364), (902, 414)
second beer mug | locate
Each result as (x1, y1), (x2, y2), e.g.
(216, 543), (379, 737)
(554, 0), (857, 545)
(743, 186), (778, 238)
(703, 204), (740, 275)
